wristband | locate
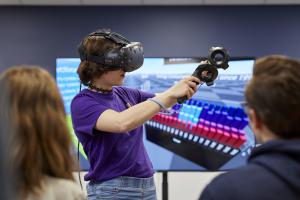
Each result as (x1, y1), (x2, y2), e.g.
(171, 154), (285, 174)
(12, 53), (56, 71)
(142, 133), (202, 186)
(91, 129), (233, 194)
(148, 98), (167, 110)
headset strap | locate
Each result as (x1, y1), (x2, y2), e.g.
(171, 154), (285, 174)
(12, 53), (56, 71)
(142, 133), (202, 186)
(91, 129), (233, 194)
(88, 30), (130, 45)
(78, 29), (131, 64)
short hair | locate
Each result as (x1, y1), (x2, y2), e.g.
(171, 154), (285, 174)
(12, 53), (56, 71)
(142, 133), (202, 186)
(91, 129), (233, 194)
(77, 35), (119, 85)
(245, 55), (300, 139)
(0, 66), (75, 198)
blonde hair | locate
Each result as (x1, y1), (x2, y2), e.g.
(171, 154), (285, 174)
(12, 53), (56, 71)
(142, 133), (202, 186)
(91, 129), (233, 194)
(0, 66), (75, 198)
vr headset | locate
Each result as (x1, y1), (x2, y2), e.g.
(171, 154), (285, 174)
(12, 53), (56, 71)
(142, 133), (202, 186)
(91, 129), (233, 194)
(78, 29), (144, 72)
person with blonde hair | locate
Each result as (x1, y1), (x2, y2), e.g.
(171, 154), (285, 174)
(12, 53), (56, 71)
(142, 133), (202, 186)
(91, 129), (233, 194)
(0, 66), (86, 200)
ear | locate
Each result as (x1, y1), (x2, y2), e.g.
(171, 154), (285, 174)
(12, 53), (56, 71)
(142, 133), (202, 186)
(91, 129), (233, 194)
(248, 108), (263, 131)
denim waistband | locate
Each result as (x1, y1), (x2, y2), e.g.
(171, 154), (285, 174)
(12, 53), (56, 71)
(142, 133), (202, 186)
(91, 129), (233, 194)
(90, 176), (155, 189)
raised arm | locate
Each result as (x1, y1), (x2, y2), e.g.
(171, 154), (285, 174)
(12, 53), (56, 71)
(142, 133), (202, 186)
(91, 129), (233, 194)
(96, 76), (200, 133)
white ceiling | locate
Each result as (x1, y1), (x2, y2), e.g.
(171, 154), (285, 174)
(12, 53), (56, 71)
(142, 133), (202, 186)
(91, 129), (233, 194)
(1, 0), (300, 5)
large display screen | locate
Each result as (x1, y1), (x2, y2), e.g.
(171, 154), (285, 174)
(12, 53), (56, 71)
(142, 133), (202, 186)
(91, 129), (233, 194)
(56, 57), (255, 171)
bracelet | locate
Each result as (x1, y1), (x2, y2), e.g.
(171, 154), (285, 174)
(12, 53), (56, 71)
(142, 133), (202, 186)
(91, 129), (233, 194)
(148, 98), (167, 110)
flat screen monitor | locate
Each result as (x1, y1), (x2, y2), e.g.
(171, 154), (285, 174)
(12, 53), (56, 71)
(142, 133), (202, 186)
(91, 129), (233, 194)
(56, 57), (255, 171)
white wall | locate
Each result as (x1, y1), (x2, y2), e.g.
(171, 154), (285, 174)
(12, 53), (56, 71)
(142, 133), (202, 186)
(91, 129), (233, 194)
(74, 171), (223, 200)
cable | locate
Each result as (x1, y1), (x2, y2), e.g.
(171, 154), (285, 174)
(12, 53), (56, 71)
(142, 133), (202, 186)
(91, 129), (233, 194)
(77, 140), (83, 190)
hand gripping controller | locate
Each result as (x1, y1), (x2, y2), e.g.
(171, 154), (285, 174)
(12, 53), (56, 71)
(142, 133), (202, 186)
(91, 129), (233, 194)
(177, 47), (230, 104)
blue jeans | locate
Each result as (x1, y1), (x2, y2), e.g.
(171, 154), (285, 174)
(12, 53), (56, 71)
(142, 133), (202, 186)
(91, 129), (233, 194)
(86, 176), (157, 200)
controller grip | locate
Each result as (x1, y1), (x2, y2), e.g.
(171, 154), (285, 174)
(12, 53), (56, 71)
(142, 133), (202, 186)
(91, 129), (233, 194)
(177, 96), (187, 104)
(177, 79), (199, 104)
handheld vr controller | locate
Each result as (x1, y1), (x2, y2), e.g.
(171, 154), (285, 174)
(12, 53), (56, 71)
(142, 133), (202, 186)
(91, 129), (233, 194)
(177, 47), (230, 104)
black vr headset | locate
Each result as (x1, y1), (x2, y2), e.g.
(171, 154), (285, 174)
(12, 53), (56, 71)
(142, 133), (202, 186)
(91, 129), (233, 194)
(78, 29), (144, 72)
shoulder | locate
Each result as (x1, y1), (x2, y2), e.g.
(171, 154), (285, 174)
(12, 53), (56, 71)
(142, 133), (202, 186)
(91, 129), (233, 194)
(45, 176), (82, 190)
(200, 164), (264, 200)
(40, 176), (86, 200)
(71, 89), (95, 104)
(114, 86), (154, 102)
(114, 86), (140, 101)
(114, 86), (138, 94)
(71, 89), (106, 114)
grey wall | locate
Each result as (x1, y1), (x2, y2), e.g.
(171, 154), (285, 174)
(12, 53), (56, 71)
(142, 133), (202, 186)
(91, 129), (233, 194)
(0, 5), (300, 76)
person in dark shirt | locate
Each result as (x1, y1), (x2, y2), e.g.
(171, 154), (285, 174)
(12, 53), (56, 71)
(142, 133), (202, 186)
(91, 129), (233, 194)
(199, 55), (300, 200)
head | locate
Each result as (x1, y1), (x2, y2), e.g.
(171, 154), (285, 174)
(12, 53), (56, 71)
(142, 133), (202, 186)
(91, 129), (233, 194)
(245, 55), (300, 142)
(0, 66), (74, 198)
(77, 34), (124, 86)
(77, 30), (144, 88)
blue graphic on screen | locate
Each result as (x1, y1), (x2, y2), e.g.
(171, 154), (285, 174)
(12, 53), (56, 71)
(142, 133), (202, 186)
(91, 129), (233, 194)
(56, 59), (81, 115)
(56, 58), (255, 171)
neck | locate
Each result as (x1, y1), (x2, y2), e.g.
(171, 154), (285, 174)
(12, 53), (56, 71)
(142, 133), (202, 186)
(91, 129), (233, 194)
(88, 83), (113, 93)
(257, 126), (279, 143)
(93, 79), (113, 90)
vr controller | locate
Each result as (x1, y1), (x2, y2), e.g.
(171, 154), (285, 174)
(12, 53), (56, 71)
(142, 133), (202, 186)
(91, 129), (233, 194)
(177, 47), (230, 104)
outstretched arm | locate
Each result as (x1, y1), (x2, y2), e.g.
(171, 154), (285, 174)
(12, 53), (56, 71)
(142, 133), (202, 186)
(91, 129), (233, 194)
(96, 76), (201, 133)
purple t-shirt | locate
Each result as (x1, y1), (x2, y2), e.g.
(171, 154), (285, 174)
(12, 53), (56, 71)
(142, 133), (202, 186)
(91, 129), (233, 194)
(71, 86), (155, 182)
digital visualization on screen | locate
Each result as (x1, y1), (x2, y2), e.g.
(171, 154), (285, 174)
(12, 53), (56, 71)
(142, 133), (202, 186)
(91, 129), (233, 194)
(56, 57), (255, 171)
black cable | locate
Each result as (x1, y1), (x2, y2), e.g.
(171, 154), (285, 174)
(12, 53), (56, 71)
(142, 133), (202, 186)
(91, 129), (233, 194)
(77, 140), (83, 190)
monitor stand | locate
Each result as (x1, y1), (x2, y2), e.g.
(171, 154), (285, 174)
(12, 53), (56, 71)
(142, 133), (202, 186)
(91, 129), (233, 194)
(162, 171), (168, 200)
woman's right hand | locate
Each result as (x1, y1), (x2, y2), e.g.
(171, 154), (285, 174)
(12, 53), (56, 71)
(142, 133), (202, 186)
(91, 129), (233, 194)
(164, 76), (201, 100)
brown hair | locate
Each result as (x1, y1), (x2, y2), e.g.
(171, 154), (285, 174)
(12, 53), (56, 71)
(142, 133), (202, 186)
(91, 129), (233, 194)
(245, 55), (300, 139)
(0, 66), (75, 198)
(77, 35), (119, 85)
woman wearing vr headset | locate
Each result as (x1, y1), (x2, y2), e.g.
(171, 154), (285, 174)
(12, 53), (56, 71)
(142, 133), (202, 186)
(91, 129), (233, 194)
(71, 30), (200, 200)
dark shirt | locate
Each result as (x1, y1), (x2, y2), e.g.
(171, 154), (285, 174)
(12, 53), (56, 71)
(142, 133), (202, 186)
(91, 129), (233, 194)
(199, 140), (300, 200)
